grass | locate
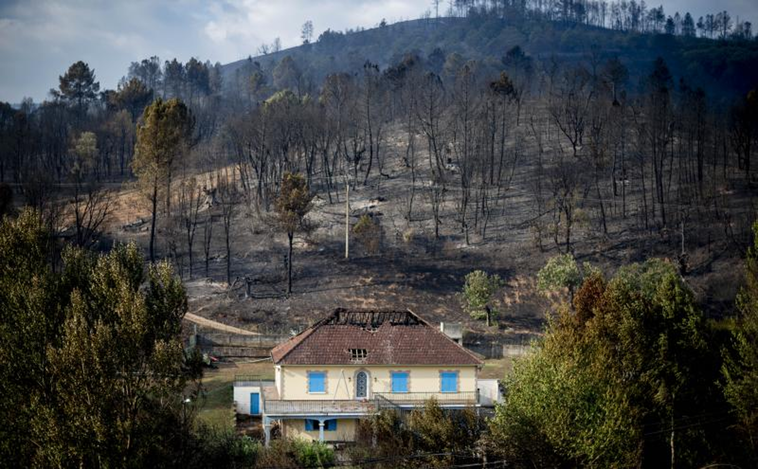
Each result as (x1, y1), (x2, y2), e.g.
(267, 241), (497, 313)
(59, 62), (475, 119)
(194, 360), (275, 430)
(480, 357), (515, 379)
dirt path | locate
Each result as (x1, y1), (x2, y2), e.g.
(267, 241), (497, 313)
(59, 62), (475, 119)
(184, 312), (260, 335)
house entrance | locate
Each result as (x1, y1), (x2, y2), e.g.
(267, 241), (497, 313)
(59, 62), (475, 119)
(356, 371), (368, 398)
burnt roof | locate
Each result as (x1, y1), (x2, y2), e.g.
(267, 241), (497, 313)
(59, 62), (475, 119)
(271, 308), (482, 366)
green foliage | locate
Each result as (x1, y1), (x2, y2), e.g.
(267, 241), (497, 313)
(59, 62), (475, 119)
(264, 89), (301, 110)
(274, 172), (314, 295)
(188, 425), (260, 469)
(132, 97), (194, 261)
(71, 131), (97, 174)
(274, 172), (314, 237)
(291, 439), (335, 468)
(406, 399), (484, 466)
(352, 400), (485, 468)
(0, 209), (204, 467)
(461, 270), (504, 325)
(255, 439), (334, 468)
(722, 222), (758, 460)
(490, 258), (728, 468)
(536, 253), (582, 294)
(133, 98), (193, 185)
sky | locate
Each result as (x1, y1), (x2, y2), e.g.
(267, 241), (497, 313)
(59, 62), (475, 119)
(1, 0), (756, 103)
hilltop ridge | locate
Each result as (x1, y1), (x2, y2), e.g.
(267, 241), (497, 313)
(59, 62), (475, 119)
(222, 15), (758, 101)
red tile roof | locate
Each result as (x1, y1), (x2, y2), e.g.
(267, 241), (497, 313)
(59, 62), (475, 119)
(271, 309), (482, 366)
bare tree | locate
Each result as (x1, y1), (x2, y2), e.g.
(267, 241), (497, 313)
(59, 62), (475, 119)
(216, 169), (240, 285)
(69, 132), (113, 247)
(178, 176), (203, 278)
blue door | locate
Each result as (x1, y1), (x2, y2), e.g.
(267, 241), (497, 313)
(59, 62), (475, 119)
(250, 392), (260, 415)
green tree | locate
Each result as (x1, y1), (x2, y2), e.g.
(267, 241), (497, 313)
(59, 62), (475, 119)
(491, 259), (719, 468)
(0, 210), (59, 466)
(722, 222), (758, 461)
(537, 253), (582, 302)
(274, 172), (314, 295)
(52, 61), (100, 121)
(132, 98), (193, 262)
(352, 400), (484, 468)
(461, 270), (504, 326)
(0, 210), (202, 467)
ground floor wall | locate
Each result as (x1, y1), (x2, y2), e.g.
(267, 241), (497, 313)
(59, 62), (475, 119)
(233, 385), (261, 415)
(281, 418), (358, 442)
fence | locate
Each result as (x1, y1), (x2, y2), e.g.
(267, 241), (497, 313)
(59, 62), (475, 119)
(463, 338), (535, 359)
(194, 332), (290, 358)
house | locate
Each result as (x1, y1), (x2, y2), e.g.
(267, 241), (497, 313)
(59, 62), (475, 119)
(248, 308), (490, 445)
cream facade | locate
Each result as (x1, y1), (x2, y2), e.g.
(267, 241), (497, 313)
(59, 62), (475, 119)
(260, 363), (482, 445)
(283, 418), (358, 442)
(257, 309), (487, 445)
(275, 365), (478, 400)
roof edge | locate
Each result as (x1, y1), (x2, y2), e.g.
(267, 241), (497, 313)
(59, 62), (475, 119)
(407, 308), (484, 366)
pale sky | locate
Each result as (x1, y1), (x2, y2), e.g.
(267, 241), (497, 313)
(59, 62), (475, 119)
(1, 0), (756, 103)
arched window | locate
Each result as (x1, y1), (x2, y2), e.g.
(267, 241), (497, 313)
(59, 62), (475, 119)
(355, 371), (368, 399)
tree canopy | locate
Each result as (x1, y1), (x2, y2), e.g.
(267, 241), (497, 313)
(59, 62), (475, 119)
(0, 209), (202, 467)
(489, 259), (733, 467)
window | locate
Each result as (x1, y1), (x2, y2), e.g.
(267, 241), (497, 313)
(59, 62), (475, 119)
(391, 371), (409, 393)
(305, 419), (337, 431)
(440, 371), (458, 393)
(349, 348), (368, 361)
(308, 371), (326, 393)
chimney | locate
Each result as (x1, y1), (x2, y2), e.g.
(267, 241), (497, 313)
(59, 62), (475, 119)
(439, 322), (463, 344)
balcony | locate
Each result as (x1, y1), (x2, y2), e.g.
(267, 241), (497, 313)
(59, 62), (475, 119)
(263, 399), (378, 416)
(260, 387), (479, 417)
(373, 391), (478, 407)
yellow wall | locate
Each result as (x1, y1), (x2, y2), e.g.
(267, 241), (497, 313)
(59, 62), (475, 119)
(283, 418), (357, 442)
(278, 365), (478, 400)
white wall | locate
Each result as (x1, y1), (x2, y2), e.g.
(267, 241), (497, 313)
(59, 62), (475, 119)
(233, 384), (262, 415)
(477, 379), (502, 407)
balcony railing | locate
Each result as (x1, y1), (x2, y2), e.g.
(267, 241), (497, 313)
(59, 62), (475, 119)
(233, 374), (273, 387)
(262, 391), (479, 416)
(373, 391), (478, 406)
(263, 399), (377, 415)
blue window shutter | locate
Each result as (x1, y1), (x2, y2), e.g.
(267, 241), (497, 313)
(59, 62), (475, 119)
(305, 419), (315, 431)
(325, 419), (337, 431)
(391, 372), (409, 393)
(309, 372), (325, 393)
(440, 372), (458, 393)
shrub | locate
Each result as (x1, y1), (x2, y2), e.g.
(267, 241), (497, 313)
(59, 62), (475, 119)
(461, 270), (504, 326)
(537, 253), (581, 293)
(352, 402), (487, 468)
(189, 425), (260, 469)
(353, 214), (383, 255)
(255, 439), (334, 468)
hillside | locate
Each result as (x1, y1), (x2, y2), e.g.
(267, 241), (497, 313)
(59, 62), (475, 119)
(4, 8), (758, 352)
(223, 16), (758, 101)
